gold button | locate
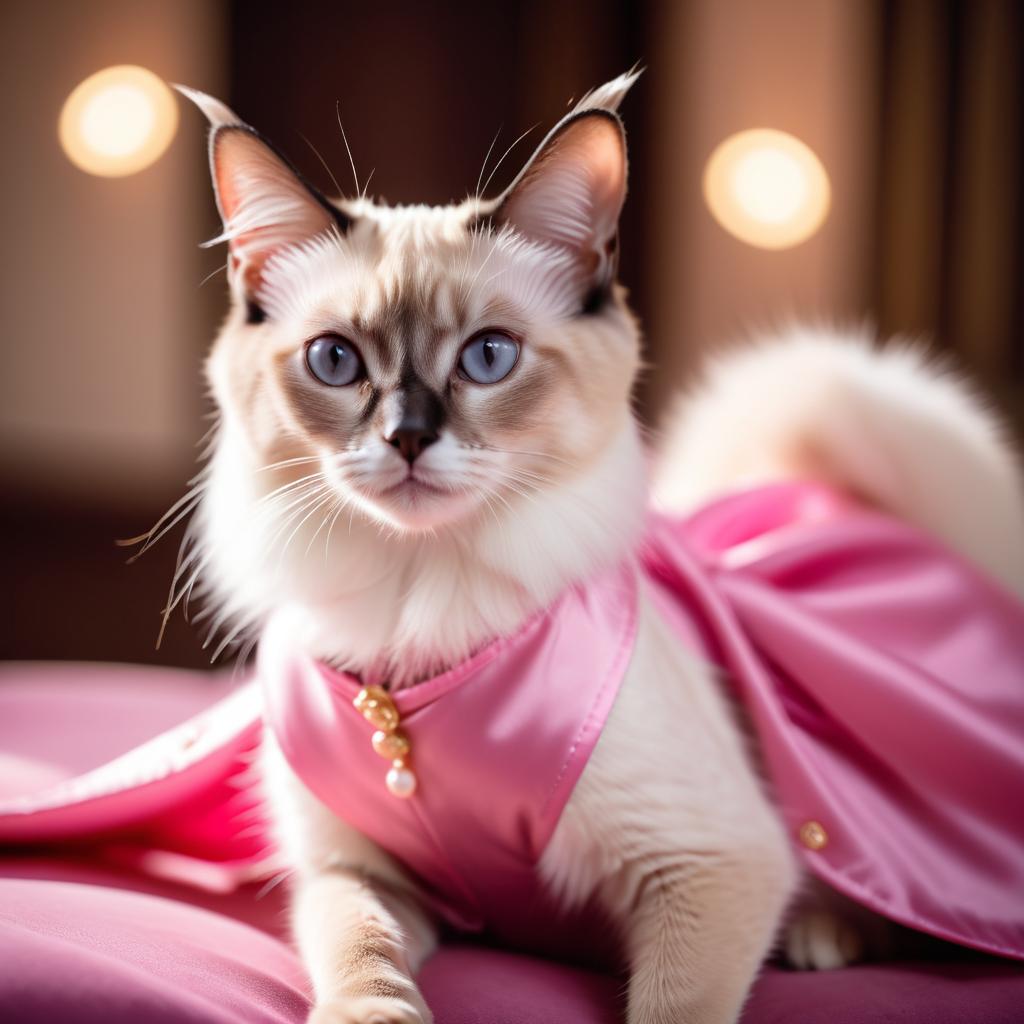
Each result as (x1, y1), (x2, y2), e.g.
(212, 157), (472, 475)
(799, 820), (829, 851)
(354, 686), (399, 732)
(371, 728), (410, 760)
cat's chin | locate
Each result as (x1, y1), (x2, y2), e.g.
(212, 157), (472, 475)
(353, 478), (482, 532)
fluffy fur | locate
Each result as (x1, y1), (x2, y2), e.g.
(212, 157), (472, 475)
(654, 326), (1024, 598)
(165, 71), (1024, 1024)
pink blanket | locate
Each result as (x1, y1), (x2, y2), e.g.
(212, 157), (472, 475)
(1, 662), (1022, 1022)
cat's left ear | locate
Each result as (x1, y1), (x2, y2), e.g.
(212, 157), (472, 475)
(492, 70), (640, 304)
(176, 86), (345, 306)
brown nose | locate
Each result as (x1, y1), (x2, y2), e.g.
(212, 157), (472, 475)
(385, 425), (439, 464)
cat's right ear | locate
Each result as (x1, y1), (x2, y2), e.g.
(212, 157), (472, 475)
(176, 86), (346, 312)
(488, 70), (639, 310)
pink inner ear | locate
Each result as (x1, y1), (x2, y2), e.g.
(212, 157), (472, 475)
(501, 113), (627, 256)
(211, 128), (336, 296)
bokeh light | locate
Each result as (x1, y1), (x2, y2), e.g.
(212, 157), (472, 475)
(703, 129), (831, 249)
(59, 65), (178, 177)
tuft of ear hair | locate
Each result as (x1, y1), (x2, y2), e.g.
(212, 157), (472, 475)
(175, 85), (346, 309)
(569, 67), (643, 116)
(493, 69), (641, 309)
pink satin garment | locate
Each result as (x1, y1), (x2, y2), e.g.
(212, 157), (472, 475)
(263, 482), (1024, 961)
(259, 561), (639, 957)
(646, 482), (1024, 960)
(0, 673), (269, 893)
(2, 482), (1023, 963)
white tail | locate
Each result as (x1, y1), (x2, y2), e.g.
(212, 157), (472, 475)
(654, 326), (1024, 597)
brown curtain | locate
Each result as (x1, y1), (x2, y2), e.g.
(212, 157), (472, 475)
(874, 0), (1024, 429)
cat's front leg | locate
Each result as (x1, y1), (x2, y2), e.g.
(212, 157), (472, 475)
(540, 596), (797, 1024)
(296, 866), (435, 1024)
(623, 842), (792, 1024)
(261, 735), (437, 1023)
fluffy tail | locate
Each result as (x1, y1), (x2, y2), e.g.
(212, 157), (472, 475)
(653, 326), (1024, 596)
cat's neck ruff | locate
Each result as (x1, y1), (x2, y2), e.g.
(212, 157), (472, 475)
(199, 416), (648, 688)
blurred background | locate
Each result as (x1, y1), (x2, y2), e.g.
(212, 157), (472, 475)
(2, 0), (1022, 669)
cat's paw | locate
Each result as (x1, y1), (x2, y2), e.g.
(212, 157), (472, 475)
(307, 995), (432, 1024)
(784, 909), (864, 970)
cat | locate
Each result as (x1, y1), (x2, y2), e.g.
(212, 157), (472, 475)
(172, 72), (1024, 1024)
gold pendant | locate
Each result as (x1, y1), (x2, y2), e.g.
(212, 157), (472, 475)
(354, 686), (417, 798)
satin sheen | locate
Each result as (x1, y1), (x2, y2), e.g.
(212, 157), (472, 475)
(2, 482), (1023, 961)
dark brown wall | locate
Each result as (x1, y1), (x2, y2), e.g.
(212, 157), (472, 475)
(3, 0), (1021, 670)
(226, 0), (653, 336)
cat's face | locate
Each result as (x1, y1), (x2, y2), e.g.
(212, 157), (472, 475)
(195, 75), (640, 533)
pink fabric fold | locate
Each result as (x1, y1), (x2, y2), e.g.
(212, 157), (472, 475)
(646, 483), (1024, 958)
(2, 482), (1023, 963)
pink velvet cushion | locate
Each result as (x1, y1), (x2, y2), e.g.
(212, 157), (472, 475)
(2, 867), (1024, 1023)
(2, 663), (1023, 1022)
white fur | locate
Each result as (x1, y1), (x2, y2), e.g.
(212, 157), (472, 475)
(174, 74), (1024, 1024)
(198, 410), (647, 682)
(541, 591), (797, 1020)
(237, 331), (1023, 1022)
(654, 325), (1024, 597)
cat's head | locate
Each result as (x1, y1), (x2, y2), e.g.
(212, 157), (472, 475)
(186, 73), (641, 535)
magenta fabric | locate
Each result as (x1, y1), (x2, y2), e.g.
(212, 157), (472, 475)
(2, 481), (1024, 970)
(259, 560), (637, 951)
(646, 483), (1024, 959)
(2, 641), (1024, 1022)
(260, 482), (1024, 959)
(0, 662), (269, 893)
(1, 868), (1023, 1023)
(0, 875), (309, 1024)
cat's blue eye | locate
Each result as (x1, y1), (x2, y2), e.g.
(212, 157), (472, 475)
(458, 331), (520, 385)
(305, 335), (363, 387)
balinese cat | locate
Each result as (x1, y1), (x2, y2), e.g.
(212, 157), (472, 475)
(170, 72), (1024, 1024)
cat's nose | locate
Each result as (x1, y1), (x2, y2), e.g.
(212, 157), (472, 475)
(385, 425), (439, 464)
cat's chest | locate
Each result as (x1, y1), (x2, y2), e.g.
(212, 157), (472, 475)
(258, 560), (642, 949)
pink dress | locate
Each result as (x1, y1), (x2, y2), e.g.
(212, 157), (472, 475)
(2, 482), (1023, 962)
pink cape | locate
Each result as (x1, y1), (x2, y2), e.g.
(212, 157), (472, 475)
(2, 482), (1023, 961)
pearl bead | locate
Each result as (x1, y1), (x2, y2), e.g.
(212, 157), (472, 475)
(385, 763), (417, 799)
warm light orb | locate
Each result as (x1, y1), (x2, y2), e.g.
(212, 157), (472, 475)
(59, 66), (178, 177)
(703, 129), (831, 249)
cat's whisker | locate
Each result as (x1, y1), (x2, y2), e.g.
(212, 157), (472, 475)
(305, 493), (345, 557)
(468, 443), (573, 468)
(256, 488), (331, 544)
(120, 479), (207, 558)
(231, 633), (259, 682)
(162, 540), (205, 631)
(208, 619), (246, 664)
(335, 101), (361, 198)
(480, 122), (538, 198)
(158, 534), (206, 649)
(475, 124), (503, 200)
(257, 455), (324, 473)
(479, 265), (513, 291)
(360, 168), (375, 202)
(126, 495), (204, 563)
(256, 471), (330, 508)
(198, 263), (227, 289)
(158, 562), (203, 647)
(264, 483), (333, 555)
(201, 601), (241, 654)
(322, 495), (351, 562)
(300, 132), (345, 202)
(464, 235), (503, 294)
(477, 489), (505, 535)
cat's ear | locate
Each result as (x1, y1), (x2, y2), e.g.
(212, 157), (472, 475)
(176, 86), (345, 306)
(492, 70), (639, 304)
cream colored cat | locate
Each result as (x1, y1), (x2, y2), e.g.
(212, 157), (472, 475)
(172, 73), (1024, 1024)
